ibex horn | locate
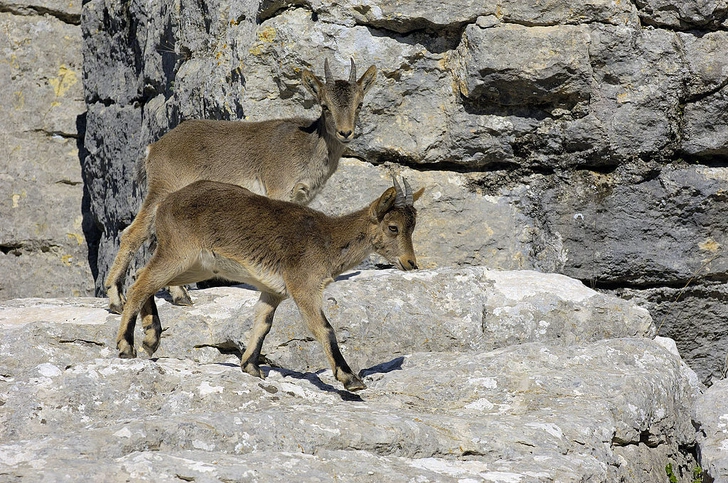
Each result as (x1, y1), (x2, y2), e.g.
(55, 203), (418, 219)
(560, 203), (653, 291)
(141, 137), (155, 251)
(392, 177), (406, 208)
(324, 58), (333, 83)
(349, 57), (357, 83)
(403, 178), (413, 205)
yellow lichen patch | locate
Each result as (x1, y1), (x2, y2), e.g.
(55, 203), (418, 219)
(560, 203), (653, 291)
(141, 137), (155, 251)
(698, 238), (721, 253)
(11, 191), (27, 208)
(249, 44), (264, 56)
(61, 254), (73, 266)
(258, 26), (276, 43)
(48, 65), (78, 98)
(2, 54), (20, 70)
(13, 91), (24, 110)
(67, 233), (85, 245)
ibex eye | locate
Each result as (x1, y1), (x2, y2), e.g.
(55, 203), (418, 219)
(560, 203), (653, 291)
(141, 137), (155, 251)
(388, 225), (399, 234)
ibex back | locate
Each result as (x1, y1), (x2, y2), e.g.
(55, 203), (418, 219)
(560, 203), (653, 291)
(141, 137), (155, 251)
(115, 178), (424, 392)
(105, 59), (377, 314)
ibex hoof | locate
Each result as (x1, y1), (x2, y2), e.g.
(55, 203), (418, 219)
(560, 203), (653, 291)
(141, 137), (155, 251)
(343, 376), (367, 392)
(242, 363), (264, 379)
(142, 339), (160, 357)
(107, 286), (126, 314)
(117, 342), (137, 359)
(170, 286), (193, 307)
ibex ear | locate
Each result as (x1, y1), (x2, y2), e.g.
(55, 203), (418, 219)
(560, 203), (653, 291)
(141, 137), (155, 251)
(371, 186), (396, 220)
(412, 187), (425, 203)
(358, 65), (377, 96)
(302, 70), (324, 98)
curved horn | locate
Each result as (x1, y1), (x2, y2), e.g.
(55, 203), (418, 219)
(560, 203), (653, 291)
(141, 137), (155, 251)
(403, 178), (413, 205)
(349, 57), (357, 83)
(392, 177), (406, 208)
(324, 58), (333, 83)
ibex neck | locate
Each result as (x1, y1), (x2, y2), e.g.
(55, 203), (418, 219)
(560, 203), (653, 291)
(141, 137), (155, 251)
(327, 207), (376, 278)
(316, 116), (347, 166)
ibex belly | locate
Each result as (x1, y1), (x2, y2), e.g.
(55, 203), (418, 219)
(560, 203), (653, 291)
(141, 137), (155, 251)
(168, 250), (287, 296)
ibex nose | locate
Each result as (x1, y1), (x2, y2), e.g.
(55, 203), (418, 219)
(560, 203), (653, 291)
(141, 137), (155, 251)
(338, 129), (353, 140)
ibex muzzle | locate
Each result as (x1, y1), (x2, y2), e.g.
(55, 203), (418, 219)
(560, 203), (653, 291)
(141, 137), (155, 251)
(115, 178), (424, 392)
(104, 59), (377, 315)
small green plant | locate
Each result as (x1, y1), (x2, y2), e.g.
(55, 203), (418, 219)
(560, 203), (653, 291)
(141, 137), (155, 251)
(692, 465), (703, 483)
(666, 463), (678, 483)
(665, 462), (704, 483)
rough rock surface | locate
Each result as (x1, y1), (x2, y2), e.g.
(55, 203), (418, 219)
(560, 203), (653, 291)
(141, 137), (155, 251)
(694, 377), (728, 482)
(0, 1), (95, 299)
(77, 0), (728, 386)
(0, 268), (710, 482)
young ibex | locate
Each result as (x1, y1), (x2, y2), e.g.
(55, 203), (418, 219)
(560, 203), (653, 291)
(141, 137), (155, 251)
(105, 59), (378, 314)
(115, 178), (424, 391)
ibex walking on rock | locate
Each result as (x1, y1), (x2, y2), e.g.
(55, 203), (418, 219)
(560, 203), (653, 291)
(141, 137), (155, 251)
(105, 59), (377, 314)
(116, 178), (424, 391)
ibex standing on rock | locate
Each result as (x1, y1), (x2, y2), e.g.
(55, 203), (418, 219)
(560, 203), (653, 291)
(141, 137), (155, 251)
(115, 178), (424, 392)
(105, 59), (378, 314)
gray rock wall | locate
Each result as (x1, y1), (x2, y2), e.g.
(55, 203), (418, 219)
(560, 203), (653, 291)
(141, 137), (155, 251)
(79, 0), (728, 385)
(0, 2), (96, 299)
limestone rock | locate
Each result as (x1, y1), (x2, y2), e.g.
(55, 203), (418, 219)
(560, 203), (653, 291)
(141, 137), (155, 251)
(634, 0), (728, 29)
(0, 269), (705, 481)
(0, 10), (93, 300)
(694, 377), (728, 482)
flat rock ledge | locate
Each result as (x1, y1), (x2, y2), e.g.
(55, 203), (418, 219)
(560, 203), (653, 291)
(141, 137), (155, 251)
(0, 267), (720, 482)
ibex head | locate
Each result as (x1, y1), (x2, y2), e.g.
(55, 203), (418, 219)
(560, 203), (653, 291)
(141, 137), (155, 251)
(370, 177), (425, 271)
(302, 58), (377, 143)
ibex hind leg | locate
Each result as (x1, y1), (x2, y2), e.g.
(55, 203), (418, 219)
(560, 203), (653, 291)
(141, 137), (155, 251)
(294, 295), (366, 392)
(116, 295), (145, 359)
(140, 295), (162, 356)
(241, 292), (283, 379)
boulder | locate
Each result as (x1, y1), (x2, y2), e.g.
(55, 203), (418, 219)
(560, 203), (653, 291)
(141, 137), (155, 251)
(0, 268), (706, 481)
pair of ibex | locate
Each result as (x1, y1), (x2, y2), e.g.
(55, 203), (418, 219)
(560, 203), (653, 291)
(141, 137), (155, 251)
(110, 59), (424, 391)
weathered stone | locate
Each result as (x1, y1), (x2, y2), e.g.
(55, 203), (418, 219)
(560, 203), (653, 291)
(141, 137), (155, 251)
(586, 25), (685, 161)
(528, 164), (728, 286)
(0, 11), (93, 299)
(680, 31), (728, 98)
(694, 377), (728, 482)
(294, 0), (639, 31)
(0, 0), (81, 21)
(453, 23), (593, 110)
(498, 0), (639, 26)
(634, 0), (728, 29)
(682, 87), (728, 158)
(613, 281), (728, 386)
(0, 278), (703, 481)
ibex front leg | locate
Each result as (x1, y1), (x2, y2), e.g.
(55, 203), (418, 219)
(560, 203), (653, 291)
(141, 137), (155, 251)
(105, 197), (158, 314)
(292, 290), (365, 392)
(116, 253), (184, 358)
(241, 292), (284, 379)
